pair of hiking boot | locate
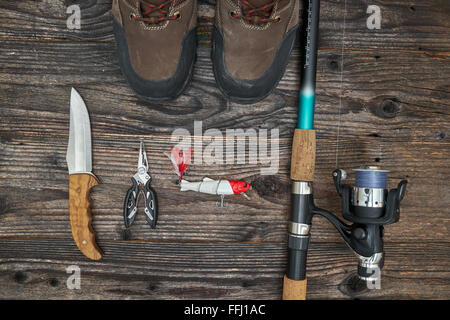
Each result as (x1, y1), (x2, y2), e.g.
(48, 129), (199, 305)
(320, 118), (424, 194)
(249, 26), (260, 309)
(112, 0), (299, 104)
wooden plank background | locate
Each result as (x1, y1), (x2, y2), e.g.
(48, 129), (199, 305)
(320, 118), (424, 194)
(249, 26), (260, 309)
(0, 0), (449, 299)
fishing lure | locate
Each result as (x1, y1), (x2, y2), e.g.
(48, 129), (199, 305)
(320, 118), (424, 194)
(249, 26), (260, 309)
(166, 147), (251, 207)
(180, 178), (251, 207)
(180, 178), (250, 195)
(166, 146), (192, 181)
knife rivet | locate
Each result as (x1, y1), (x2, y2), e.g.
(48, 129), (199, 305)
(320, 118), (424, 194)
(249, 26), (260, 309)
(82, 240), (87, 245)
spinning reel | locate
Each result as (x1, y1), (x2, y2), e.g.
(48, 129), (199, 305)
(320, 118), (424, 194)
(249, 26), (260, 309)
(287, 166), (408, 283)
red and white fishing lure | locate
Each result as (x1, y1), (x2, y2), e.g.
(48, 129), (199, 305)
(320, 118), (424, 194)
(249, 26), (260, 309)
(166, 146), (192, 181)
(166, 146), (251, 207)
(180, 178), (251, 195)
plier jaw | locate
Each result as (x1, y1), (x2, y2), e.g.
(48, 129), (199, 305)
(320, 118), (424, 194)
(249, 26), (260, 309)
(135, 141), (150, 186)
(124, 141), (158, 229)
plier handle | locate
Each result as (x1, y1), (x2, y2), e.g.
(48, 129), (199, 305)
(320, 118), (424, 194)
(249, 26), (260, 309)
(124, 142), (158, 228)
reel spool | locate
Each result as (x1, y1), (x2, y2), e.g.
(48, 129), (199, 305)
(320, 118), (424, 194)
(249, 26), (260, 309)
(352, 166), (389, 219)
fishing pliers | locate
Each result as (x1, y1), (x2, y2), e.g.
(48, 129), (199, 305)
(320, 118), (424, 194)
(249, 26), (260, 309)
(124, 141), (158, 228)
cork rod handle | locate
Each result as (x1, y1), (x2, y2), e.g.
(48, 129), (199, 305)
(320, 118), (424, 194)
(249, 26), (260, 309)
(283, 276), (307, 300)
(290, 129), (316, 181)
(283, 128), (316, 300)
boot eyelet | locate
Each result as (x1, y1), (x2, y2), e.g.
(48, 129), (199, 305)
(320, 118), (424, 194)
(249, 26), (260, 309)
(230, 11), (238, 18)
(129, 13), (137, 21)
(173, 11), (181, 21)
(274, 16), (281, 23)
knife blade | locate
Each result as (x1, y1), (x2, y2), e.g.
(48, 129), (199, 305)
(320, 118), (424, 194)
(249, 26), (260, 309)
(66, 88), (102, 260)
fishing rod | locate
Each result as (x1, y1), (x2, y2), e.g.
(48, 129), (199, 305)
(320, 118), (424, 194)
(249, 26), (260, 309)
(282, 0), (408, 300)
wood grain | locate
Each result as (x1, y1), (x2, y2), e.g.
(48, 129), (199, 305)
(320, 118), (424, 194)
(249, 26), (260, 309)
(0, 239), (448, 299)
(290, 129), (316, 181)
(0, 0), (449, 299)
(69, 173), (102, 260)
(0, 0), (448, 53)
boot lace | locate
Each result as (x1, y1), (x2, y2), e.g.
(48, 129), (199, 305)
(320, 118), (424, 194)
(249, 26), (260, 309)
(231, 1), (280, 25)
(132, 0), (180, 24)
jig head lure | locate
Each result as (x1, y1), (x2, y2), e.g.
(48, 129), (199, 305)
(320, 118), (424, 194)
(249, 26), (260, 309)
(166, 146), (192, 181)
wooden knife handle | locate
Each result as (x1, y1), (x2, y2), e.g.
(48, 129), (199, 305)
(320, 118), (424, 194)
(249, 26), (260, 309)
(69, 173), (102, 260)
(282, 275), (307, 300)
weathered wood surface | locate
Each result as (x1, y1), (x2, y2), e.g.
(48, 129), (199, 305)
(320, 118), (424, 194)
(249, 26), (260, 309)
(1, 0), (449, 53)
(0, 239), (448, 299)
(0, 0), (449, 299)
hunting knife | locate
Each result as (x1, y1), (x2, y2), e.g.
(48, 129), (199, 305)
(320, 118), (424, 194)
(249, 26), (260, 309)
(66, 88), (102, 260)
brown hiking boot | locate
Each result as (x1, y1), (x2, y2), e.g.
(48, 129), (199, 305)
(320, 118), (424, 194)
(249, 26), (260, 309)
(112, 0), (198, 101)
(212, 0), (300, 104)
